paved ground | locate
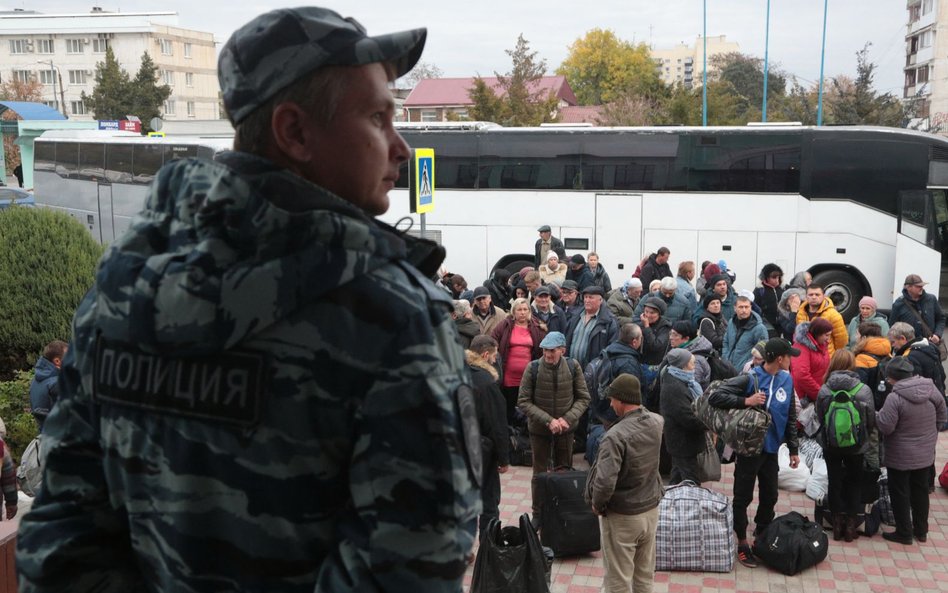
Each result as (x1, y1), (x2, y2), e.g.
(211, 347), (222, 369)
(464, 430), (948, 593)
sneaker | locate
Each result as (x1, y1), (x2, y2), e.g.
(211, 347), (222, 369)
(882, 531), (913, 545)
(737, 544), (758, 568)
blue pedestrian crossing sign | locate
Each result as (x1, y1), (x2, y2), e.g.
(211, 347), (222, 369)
(410, 148), (435, 214)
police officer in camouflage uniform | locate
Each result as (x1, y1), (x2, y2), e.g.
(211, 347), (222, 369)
(16, 7), (481, 593)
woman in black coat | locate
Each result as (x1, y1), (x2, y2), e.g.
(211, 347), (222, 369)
(660, 348), (710, 485)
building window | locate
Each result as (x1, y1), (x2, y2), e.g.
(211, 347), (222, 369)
(187, 101), (195, 117)
(160, 39), (173, 56)
(161, 70), (174, 85)
(920, 30), (934, 49)
(9, 39), (29, 54)
(36, 39), (54, 54)
(185, 72), (194, 87)
(421, 109), (438, 122)
(922, 0), (934, 15)
(184, 42), (192, 58)
(164, 100), (176, 115)
(66, 39), (84, 54)
(69, 70), (88, 85)
(39, 70), (56, 85)
(43, 100), (58, 110)
(918, 65), (930, 84)
(92, 38), (109, 53)
(13, 70), (31, 83)
(71, 101), (86, 115)
(910, 3), (921, 21)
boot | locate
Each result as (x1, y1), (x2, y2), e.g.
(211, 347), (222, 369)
(845, 515), (859, 543)
(832, 513), (845, 541)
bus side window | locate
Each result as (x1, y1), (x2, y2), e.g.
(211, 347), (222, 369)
(105, 144), (133, 184)
(34, 142), (56, 173)
(78, 143), (105, 183)
(134, 145), (164, 185)
(55, 142), (79, 180)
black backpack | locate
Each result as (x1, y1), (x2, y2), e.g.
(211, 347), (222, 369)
(753, 512), (828, 575)
(706, 349), (739, 382)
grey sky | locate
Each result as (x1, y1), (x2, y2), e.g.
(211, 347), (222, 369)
(14, 1), (907, 96)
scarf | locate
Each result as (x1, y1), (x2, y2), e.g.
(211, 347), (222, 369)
(667, 366), (703, 400)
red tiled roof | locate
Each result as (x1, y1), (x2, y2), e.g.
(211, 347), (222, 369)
(404, 76), (577, 107)
(557, 105), (603, 124)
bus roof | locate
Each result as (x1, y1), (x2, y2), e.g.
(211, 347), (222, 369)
(36, 129), (233, 151)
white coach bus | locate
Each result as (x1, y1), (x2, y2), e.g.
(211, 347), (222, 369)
(385, 124), (948, 319)
(33, 130), (232, 244)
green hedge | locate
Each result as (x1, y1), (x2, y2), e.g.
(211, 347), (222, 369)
(0, 207), (103, 377)
(0, 369), (37, 462)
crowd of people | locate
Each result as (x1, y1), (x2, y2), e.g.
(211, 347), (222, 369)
(442, 224), (947, 588)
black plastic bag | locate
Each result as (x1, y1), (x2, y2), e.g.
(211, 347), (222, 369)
(753, 511), (828, 575)
(470, 514), (551, 593)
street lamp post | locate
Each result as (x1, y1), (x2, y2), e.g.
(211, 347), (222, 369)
(762, 0), (771, 122)
(37, 60), (65, 117)
(703, 0), (708, 126)
(817, 0), (829, 126)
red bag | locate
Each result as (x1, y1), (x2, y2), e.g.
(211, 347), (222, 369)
(939, 462), (948, 490)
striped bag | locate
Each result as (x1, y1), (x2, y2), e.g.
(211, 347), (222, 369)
(655, 482), (734, 573)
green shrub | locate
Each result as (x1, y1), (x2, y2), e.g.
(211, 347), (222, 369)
(0, 369), (37, 462)
(0, 207), (103, 377)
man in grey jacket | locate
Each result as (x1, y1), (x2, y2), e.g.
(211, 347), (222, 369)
(585, 373), (664, 593)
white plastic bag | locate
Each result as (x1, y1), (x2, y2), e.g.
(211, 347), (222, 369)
(777, 443), (811, 492)
(805, 458), (829, 505)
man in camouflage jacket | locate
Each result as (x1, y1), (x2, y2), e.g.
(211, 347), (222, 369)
(16, 7), (481, 593)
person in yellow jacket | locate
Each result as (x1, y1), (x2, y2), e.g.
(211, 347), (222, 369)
(795, 283), (848, 356)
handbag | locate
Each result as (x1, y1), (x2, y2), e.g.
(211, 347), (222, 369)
(797, 399), (820, 438)
(696, 432), (722, 482)
(904, 302), (947, 361)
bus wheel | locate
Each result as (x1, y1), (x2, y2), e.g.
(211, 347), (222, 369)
(812, 269), (864, 323)
(503, 259), (535, 276)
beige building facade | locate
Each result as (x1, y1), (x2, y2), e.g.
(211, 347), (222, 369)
(0, 8), (220, 121)
(904, 0), (948, 133)
(651, 35), (741, 89)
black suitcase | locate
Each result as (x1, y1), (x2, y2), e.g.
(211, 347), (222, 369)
(753, 512), (828, 575)
(533, 470), (600, 557)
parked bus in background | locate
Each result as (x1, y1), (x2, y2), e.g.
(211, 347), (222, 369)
(384, 123), (948, 320)
(32, 130), (231, 244)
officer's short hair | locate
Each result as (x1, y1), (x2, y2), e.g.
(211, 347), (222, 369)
(470, 335), (498, 355)
(620, 322), (642, 345)
(43, 340), (68, 361)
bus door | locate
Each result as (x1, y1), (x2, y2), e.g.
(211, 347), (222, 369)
(97, 182), (115, 243)
(595, 194), (642, 283)
(893, 190), (943, 299)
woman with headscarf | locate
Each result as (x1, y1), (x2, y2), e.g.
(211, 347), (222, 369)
(846, 296), (889, 348)
(696, 293), (727, 352)
(491, 297), (547, 422)
(660, 348), (709, 485)
(777, 288), (805, 341)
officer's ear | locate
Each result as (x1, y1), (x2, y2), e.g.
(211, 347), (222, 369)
(270, 101), (316, 164)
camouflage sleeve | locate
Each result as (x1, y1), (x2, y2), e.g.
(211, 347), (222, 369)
(313, 266), (481, 593)
(16, 332), (147, 592)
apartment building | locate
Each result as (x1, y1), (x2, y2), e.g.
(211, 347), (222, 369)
(904, 0), (948, 132)
(0, 8), (220, 121)
(651, 35), (741, 89)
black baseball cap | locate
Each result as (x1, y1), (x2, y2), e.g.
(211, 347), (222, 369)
(764, 338), (800, 358)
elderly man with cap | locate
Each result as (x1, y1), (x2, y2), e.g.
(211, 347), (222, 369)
(637, 297), (673, 396)
(890, 274), (945, 348)
(709, 338), (801, 568)
(566, 285), (619, 369)
(534, 224), (567, 268)
(632, 276), (695, 324)
(532, 285), (569, 334)
(517, 331), (590, 526)
(472, 285), (507, 336)
(608, 277), (643, 327)
(876, 356), (947, 544)
(558, 279), (583, 325)
(16, 7), (482, 593)
(585, 373), (664, 593)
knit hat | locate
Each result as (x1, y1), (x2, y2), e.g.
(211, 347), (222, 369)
(605, 373), (642, 405)
(547, 251), (559, 261)
(809, 317), (833, 337)
(751, 340), (768, 359)
(703, 293), (723, 308)
(642, 297), (667, 315)
(708, 273), (730, 289)
(671, 320), (695, 339)
(859, 296), (878, 310)
(664, 348), (693, 370)
(886, 357), (915, 382)
(570, 254), (586, 265)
